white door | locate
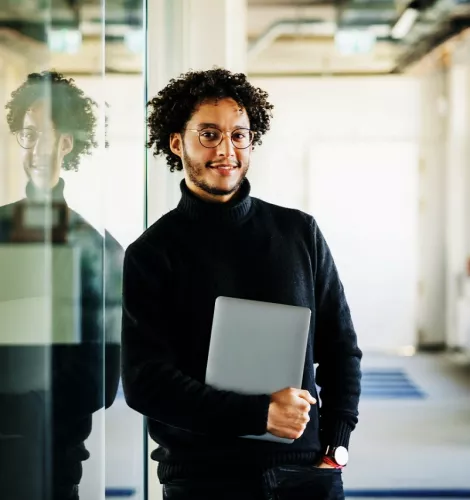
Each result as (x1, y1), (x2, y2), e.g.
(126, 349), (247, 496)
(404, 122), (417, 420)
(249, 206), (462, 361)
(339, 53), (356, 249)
(308, 141), (419, 351)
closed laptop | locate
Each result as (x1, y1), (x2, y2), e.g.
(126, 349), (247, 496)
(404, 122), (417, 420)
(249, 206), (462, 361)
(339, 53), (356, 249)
(205, 296), (311, 444)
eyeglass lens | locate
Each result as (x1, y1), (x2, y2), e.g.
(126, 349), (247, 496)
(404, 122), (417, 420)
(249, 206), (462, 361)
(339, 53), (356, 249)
(16, 128), (56, 149)
(17, 128), (38, 148)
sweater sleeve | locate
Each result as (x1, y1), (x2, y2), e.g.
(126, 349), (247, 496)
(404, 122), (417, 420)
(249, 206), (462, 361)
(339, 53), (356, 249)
(312, 221), (362, 451)
(121, 239), (271, 437)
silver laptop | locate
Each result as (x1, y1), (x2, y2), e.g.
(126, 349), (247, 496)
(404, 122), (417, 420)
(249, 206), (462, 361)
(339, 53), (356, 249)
(205, 296), (311, 444)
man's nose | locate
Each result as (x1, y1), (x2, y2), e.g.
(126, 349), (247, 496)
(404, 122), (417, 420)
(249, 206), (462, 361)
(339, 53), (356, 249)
(216, 133), (235, 157)
(33, 135), (52, 156)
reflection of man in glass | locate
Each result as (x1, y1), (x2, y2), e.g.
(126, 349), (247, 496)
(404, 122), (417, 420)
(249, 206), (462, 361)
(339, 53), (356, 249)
(0, 71), (122, 500)
(8, 71), (95, 193)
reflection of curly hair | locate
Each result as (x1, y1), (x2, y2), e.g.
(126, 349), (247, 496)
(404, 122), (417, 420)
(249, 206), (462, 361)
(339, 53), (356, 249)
(5, 70), (98, 172)
(146, 67), (274, 172)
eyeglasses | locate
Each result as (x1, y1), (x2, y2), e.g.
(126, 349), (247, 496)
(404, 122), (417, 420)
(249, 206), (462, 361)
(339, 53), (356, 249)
(15, 127), (57, 149)
(185, 127), (254, 149)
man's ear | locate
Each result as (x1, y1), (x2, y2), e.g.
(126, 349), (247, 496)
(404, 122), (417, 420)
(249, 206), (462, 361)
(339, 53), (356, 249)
(169, 132), (183, 158)
(60, 133), (74, 156)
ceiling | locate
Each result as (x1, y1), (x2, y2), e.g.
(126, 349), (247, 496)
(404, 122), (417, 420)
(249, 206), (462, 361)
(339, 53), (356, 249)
(245, 0), (470, 74)
(246, 1), (399, 74)
(0, 0), (470, 75)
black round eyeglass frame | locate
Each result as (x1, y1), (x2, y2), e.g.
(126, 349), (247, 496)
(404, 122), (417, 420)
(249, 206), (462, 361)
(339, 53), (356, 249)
(14, 127), (58, 150)
(185, 127), (254, 150)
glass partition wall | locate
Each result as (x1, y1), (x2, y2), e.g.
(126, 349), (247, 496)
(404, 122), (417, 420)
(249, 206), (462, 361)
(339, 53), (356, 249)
(0, 1), (146, 498)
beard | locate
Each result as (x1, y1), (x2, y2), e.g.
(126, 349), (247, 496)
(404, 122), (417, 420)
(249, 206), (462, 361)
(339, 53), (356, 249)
(182, 147), (249, 198)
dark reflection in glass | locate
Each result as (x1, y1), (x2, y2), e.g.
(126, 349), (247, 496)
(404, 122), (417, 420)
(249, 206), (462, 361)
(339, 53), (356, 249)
(0, 71), (123, 499)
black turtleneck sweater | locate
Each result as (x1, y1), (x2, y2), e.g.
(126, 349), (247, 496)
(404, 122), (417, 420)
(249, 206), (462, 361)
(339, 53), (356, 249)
(122, 179), (362, 483)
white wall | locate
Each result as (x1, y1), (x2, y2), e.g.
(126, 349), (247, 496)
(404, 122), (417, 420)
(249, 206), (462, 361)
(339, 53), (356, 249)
(308, 140), (419, 351)
(250, 77), (421, 351)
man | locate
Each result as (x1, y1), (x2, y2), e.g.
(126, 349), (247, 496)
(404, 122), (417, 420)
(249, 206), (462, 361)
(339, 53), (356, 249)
(122, 68), (362, 500)
(0, 71), (123, 499)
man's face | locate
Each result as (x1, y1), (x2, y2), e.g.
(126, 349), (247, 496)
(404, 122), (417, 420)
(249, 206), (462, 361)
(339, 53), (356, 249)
(170, 98), (252, 203)
(20, 99), (73, 191)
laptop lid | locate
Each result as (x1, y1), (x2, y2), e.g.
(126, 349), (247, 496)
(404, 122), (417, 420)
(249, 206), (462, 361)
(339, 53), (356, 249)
(205, 296), (311, 444)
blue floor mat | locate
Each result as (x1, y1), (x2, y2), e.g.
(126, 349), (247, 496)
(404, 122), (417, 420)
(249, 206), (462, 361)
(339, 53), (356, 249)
(361, 368), (426, 399)
(106, 489), (136, 498)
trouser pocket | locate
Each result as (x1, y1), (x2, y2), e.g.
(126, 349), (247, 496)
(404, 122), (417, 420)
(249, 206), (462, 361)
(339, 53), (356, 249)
(262, 465), (344, 500)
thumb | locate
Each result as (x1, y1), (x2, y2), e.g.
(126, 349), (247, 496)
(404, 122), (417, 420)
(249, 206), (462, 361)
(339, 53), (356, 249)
(299, 390), (317, 405)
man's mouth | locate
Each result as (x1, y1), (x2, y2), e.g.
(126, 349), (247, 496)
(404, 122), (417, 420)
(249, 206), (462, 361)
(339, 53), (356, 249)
(31, 164), (49, 171)
(208, 164), (238, 170)
(208, 164), (239, 176)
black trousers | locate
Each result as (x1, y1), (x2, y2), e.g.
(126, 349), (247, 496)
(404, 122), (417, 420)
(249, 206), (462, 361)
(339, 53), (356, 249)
(162, 465), (345, 500)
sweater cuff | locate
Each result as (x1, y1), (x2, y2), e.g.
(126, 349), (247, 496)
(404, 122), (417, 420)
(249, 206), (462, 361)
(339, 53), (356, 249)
(320, 419), (353, 450)
(237, 394), (271, 436)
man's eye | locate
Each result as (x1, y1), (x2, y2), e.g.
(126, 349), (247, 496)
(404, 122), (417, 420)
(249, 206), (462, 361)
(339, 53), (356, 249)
(201, 132), (219, 140)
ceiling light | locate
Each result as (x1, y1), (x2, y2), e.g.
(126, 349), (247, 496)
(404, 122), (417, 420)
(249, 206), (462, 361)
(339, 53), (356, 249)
(391, 6), (419, 39)
(48, 28), (82, 54)
(335, 29), (376, 55)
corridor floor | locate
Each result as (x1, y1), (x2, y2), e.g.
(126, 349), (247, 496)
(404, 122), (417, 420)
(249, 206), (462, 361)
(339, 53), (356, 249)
(343, 351), (470, 497)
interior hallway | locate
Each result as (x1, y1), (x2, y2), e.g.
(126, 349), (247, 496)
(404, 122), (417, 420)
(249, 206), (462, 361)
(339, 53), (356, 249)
(343, 351), (470, 497)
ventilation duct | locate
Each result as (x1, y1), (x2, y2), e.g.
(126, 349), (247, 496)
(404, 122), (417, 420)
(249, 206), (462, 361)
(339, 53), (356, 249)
(248, 18), (335, 59)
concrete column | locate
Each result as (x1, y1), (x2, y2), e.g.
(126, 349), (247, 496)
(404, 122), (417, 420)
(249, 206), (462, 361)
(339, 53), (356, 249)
(450, 40), (470, 353)
(145, 2), (248, 497)
(416, 68), (447, 348)
(146, 0), (180, 228)
(186, 0), (247, 73)
(445, 46), (470, 349)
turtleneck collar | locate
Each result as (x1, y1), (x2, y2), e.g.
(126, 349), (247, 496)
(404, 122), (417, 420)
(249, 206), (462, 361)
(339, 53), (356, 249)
(25, 177), (66, 203)
(176, 178), (253, 225)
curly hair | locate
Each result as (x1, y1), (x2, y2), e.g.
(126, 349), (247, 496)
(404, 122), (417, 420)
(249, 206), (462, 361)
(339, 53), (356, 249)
(146, 68), (274, 172)
(5, 70), (98, 172)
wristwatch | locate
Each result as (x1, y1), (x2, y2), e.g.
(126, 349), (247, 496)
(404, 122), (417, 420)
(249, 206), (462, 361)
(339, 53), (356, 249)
(324, 445), (349, 468)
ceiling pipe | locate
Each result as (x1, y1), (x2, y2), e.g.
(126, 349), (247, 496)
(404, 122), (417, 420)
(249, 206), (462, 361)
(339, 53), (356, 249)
(248, 18), (329, 59)
(248, 9), (397, 60)
(392, 0), (470, 70)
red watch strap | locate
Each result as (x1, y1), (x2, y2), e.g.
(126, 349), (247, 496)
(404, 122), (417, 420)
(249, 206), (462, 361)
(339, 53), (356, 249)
(322, 456), (344, 469)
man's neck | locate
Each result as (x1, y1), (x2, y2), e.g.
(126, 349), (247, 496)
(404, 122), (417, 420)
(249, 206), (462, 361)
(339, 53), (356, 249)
(26, 178), (64, 202)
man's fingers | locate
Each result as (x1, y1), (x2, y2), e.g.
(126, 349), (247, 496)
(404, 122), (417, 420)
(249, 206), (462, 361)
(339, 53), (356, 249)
(299, 390), (317, 405)
(299, 412), (310, 423)
(298, 401), (311, 413)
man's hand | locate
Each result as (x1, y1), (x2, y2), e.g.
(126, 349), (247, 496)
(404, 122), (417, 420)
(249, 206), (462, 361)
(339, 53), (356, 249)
(267, 387), (317, 440)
